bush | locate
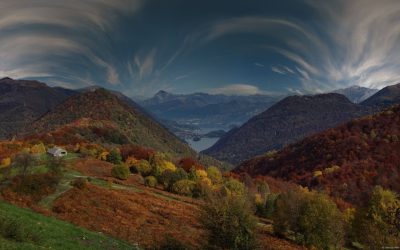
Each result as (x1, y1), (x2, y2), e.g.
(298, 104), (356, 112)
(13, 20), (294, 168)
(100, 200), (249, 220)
(172, 179), (196, 196)
(131, 160), (151, 176)
(144, 176), (158, 188)
(111, 164), (130, 180)
(274, 188), (345, 249)
(199, 194), (257, 250)
(106, 149), (122, 164)
(0, 214), (41, 243)
(72, 178), (88, 190)
(158, 235), (190, 250)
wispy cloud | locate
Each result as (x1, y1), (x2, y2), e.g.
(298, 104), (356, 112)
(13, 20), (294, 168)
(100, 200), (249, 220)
(207, 84), (267, 96)
(271, 67), (286, 75)
(186, 2), (400, 92)
(0, 0), (142, 87)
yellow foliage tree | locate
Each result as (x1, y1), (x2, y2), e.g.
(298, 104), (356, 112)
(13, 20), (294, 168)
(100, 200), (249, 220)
(195, 169), (208, 179)
(162, 161), (176, 172)
(0, 157), (11, 168)
(125, 156), (138, 167)
(30, 143), (46, 154)
(99, 151), (109, 161)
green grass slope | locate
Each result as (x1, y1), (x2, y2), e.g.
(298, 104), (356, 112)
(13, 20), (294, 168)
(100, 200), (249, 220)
(0, 201), (138, 250)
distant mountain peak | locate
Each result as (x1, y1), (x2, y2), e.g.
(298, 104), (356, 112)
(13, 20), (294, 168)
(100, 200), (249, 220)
(0, 77), (13, 81)
(332, 85), (378, 103)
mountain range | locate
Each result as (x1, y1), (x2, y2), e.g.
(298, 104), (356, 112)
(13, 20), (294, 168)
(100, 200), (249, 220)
(0, 77), (76, 139)
(235, 104), (400, 205)
(203, 93), (378, 164)
(139, 90), (282, 133)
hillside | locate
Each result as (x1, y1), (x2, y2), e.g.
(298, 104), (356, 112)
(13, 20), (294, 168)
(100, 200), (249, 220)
(204, 93), (374, 164)
(0, 77), (76, 139)
(236, 105), (400, 205)
(0, 201), (135, 250)
(361, 82), (400, 108)
(26, 88), (195, 158)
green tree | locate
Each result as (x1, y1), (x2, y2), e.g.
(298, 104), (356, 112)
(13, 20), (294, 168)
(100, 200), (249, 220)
(199, 194), (257, 250)
(111, 164), (130, 180)
(12, 152), (36, 177)
(353, 186), (400, 248)
(132, 160), (152, 176)
(107, 149), (122, 164)
(144, 176), (158, 188)
(159, 168), (188, 191)
(172, 179), (196, 196)
(224, 178), (246, 196)
(274, 188), (345, 249)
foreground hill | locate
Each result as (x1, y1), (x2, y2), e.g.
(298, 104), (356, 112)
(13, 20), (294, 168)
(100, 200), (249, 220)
(236, 105), (400, 205)
(0, 78), (76, 139)
(361, 82), (400, 108)
(26, 88), (195, 158)
(204, 93), (373, 164)
(0, 201), (135, 250)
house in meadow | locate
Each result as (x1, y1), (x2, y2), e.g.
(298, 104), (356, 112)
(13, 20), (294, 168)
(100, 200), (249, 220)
(47, 147), (67, 157)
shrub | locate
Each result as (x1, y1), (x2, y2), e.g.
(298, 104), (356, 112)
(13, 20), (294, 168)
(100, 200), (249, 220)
(144, 176), (158, 188)
(111, 164), (130, 180)
(72, 178), (88, 190)
(158, 235), (190, 250)
(106, 149), (122, 164)
(0, 214), (41, 243)
(172, 179), (196, 196)
(199, 194), (257, 250)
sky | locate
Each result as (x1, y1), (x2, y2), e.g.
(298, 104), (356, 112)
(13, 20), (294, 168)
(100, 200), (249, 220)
(1, 0), (400, 98)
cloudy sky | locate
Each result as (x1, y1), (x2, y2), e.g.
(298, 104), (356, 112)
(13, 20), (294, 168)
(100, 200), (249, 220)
(1, 0), (400, 98)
